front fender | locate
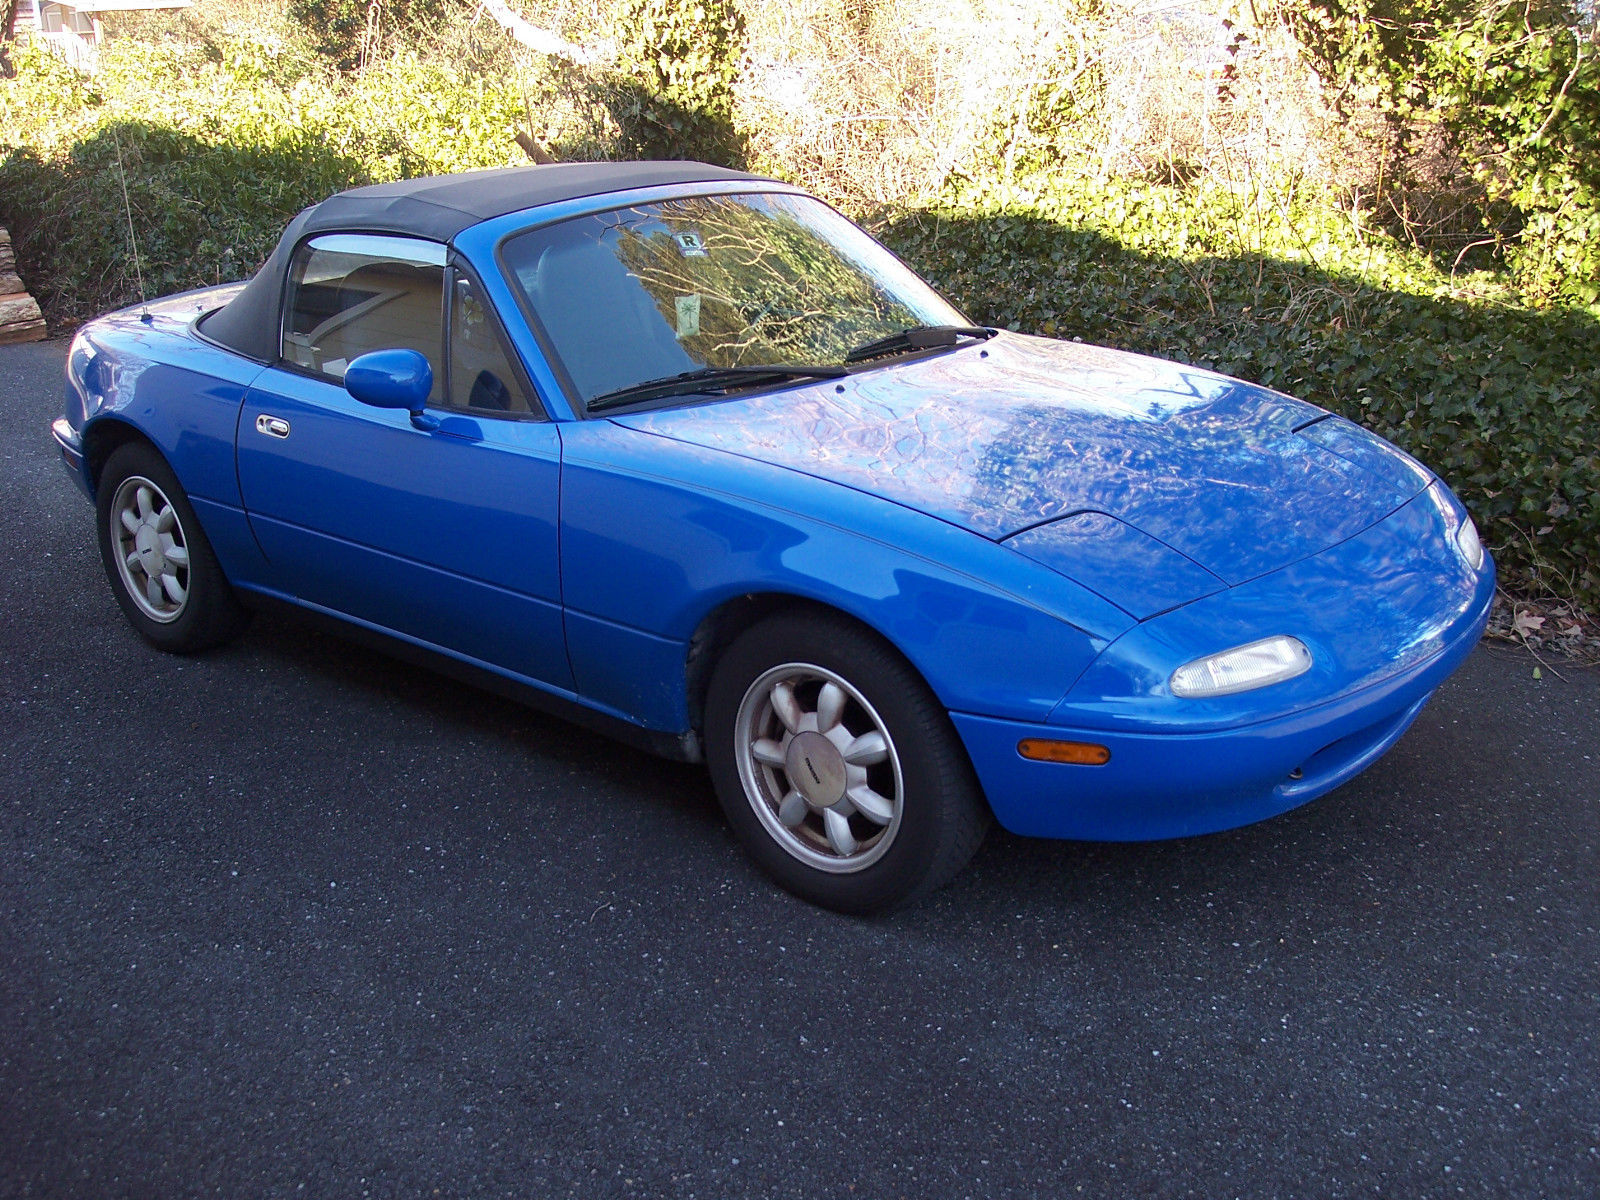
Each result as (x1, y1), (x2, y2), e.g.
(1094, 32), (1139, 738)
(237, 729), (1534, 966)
(69, 304), (265, 506)
(558, 421), (1135, 731)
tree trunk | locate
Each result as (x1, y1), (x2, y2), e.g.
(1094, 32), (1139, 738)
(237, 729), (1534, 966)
(1, 0), (22, 78)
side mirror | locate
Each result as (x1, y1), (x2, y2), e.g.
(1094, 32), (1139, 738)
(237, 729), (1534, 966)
(344, 349), (439, 430)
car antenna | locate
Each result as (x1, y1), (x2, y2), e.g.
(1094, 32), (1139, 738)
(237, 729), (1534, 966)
(110, 124), (152, 323)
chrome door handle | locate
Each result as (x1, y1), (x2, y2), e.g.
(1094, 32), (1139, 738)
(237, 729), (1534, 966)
(255, 414), (291, 439)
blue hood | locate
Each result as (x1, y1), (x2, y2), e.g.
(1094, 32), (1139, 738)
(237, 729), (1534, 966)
(616, 333), (1433, 603)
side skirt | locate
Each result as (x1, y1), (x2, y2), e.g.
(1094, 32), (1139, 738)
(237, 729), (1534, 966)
(239, 590), (704, 764)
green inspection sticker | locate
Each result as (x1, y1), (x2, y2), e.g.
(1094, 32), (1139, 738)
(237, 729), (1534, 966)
(675, 294), (702, 338)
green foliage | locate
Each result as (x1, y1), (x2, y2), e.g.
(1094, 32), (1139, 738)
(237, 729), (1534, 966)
(1429, 7), (1600, 304)
(607, 0), (747, 165)
(2, 13), (1595, 610)
(0, 35), (525, 318)
(879, 177), (1600, 609)
(1284, 0), (1600, 306)
(986, 10), (1108, 179)
(1284, 0), (1468, 95)
(287, 0), (460, 69)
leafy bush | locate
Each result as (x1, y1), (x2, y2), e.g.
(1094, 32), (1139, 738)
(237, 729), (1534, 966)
(879, 178), (1600, 609)
(604, 0), (747, 165)
(0, 35), (525, 318)
(1286, 0), (1599, 306)
(2, 16), (1596, 611)
(1429, 6), (1600, 305)
(287, 0), (461, 69)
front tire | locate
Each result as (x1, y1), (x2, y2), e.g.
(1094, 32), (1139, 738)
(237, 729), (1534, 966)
(96, 441), (249, 652)
(705, 611), (989, 913)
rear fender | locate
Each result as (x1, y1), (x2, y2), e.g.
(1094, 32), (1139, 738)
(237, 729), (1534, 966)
(67, 311), (270, 582)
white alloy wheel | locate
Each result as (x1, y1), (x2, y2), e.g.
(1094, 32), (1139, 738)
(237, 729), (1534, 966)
(706, 610), (990, 913)
(732, 661), (905, 873)
(108, 474), (191, 623)
(95, 441), (249, 653)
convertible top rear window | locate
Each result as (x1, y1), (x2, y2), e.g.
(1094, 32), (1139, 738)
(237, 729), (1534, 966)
(500, 192), (966, 410)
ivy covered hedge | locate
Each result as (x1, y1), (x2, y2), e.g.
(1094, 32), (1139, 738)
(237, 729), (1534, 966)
(1287, 0), (1600, 309)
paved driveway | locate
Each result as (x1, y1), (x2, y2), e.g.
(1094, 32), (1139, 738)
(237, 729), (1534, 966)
(3, 337), (1597, 1198)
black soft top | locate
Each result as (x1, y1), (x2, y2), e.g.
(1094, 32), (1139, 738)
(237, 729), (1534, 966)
(199, 161), (765, 362)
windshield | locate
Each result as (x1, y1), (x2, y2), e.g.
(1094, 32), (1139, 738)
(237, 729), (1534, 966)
(500, 191), (968, 410)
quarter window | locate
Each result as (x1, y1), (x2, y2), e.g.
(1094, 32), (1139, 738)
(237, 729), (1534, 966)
(448, 273), (535, 415)
(282, 234), (447, 404)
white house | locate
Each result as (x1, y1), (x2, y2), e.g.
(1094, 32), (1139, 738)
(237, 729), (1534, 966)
(15, 0), (192, 71)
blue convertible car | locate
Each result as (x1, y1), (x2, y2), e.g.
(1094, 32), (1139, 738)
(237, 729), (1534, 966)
(53, 162), (1493, 911)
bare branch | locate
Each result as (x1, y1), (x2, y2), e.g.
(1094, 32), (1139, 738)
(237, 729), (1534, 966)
(1526, 30), (1586, 147)
(475, 0), (608, 66)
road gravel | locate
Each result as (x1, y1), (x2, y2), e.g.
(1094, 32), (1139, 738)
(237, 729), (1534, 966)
(3, 337), (1597, 1198)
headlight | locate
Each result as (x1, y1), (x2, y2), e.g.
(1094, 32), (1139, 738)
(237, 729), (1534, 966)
(1170, 636), (1313, 698)
(1456, 516), (1484, 571)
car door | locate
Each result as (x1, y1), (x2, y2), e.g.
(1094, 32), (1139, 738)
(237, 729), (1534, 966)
(236, 233), (574, 693)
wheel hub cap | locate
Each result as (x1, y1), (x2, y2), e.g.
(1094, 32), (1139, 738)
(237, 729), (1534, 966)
(110, 475), (190, 625)
(134, 525), (165, 574)
(785, 730), (847, 807)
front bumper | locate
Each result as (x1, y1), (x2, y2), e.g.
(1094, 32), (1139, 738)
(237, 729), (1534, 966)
(954, 483), (1495, 841)
(51, 418), (92, 500)
(954, 601), (1482, 839)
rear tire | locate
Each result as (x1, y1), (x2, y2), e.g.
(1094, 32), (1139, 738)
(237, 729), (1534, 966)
(96, 441), (250, 653)
(705, 610), (989, 913)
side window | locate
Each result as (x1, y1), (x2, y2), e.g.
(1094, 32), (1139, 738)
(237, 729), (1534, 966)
(282, 234), (446, 404)
(447, 272), (536, 416)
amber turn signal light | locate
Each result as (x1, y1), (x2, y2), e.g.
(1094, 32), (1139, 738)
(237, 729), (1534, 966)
(1017, 738), (1111, 765)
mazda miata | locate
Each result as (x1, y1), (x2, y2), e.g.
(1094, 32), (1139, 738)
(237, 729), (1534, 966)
(52, 162), (1494, 911)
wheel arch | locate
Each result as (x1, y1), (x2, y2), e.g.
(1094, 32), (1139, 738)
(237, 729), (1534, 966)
(684, 591), (929, 743)
(82, 416), (160, 498)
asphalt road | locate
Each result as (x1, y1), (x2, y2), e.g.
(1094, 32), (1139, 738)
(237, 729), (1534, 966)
(2, 336), (1597, 1199)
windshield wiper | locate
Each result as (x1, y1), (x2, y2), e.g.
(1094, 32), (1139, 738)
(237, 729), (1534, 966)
(587, 363), (850, 413)
(843, 325), (995, 364)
